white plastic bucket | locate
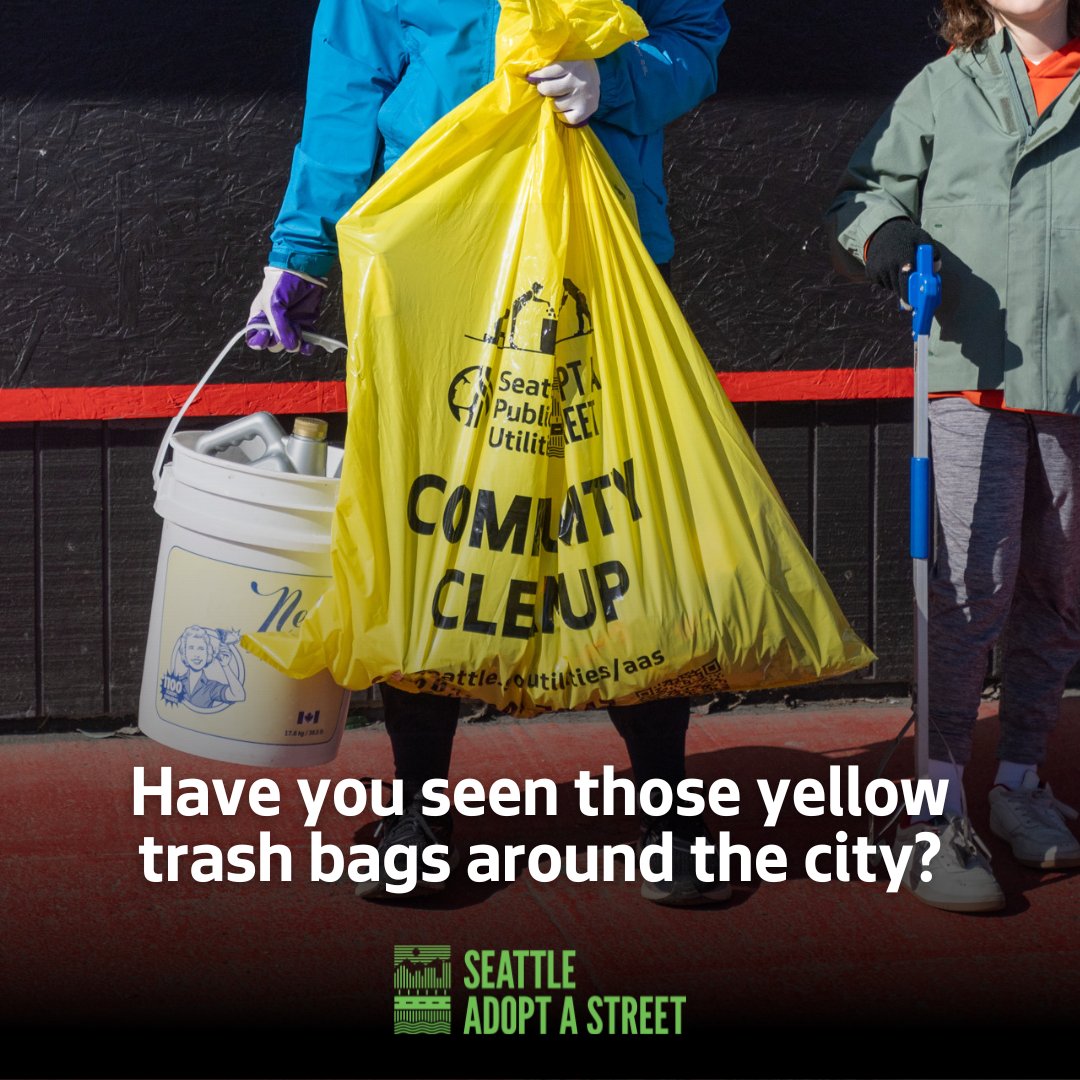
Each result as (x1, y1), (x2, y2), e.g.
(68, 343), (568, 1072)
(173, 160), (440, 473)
(137, 329), (352, 767)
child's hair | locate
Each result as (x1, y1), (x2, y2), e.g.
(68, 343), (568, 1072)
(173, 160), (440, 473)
(937, 1), (1080, 49)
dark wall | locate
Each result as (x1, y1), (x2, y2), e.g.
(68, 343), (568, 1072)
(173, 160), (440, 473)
(1, 1), (958, 720)
(4, 0), (945, 391)
(670, 2), (944, 372)
(5, 1), (322, 390)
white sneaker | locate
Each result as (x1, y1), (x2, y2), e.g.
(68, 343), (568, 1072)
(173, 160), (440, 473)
(893, 813), (1005, 913)
(637, 820), (733, 907)
(989, 771), (1080, 870)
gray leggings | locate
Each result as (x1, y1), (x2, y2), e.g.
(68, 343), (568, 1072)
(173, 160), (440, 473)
(927, 397), (1080, 765)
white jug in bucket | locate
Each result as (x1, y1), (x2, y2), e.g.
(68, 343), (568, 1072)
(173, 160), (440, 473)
(138, 328), (352, 767)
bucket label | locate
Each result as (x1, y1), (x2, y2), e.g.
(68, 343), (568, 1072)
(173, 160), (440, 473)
(153, 546), (343, 745)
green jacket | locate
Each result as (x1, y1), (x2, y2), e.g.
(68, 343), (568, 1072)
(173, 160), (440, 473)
(827, 28), (1080, 414)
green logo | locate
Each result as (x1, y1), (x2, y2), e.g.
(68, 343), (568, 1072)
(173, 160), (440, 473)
(394, 945), (452, 1034)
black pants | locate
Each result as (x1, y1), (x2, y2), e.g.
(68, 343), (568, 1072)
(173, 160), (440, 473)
(381, 684), (691, 812)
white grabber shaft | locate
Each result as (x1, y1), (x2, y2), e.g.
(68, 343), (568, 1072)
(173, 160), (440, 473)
(906, 244), (940, 781)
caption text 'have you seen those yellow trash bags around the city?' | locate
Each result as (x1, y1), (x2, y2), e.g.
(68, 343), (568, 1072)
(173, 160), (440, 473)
(242, 0), (875, 716)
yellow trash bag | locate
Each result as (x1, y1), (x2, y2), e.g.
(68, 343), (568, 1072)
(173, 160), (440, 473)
(243, 0), (875, 715)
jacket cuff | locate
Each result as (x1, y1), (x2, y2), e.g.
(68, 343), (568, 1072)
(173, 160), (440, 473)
(594, 51), (634, 121)
(841, 206), (914, 267)
(268, 247), (337, 280)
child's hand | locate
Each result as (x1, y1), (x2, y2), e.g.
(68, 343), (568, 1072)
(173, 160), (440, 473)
(865, 218), (937, 298)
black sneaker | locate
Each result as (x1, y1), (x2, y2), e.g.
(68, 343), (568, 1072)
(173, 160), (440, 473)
(355, 794), (460, 901)
(637, 818), (732, 907)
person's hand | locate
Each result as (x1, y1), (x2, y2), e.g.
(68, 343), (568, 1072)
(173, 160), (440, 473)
(864, 218), (938, 299)
(527, 60), (600, 127)
(246, 267), (326, 355)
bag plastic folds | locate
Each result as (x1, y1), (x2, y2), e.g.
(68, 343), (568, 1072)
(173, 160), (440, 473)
(243, 0), (876, 716)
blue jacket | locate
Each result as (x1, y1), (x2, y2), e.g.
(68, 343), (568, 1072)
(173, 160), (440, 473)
(268, 0), (730, 275)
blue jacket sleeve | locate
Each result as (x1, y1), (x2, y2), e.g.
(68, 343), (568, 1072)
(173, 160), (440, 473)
(593, 0), (729, 134)
(268, 0), (407, 279)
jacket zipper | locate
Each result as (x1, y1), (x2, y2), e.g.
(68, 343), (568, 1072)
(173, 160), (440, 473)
(998, 38), (1044, 405)
(1003, 43), (1053, 407)
(1002, 42), (1037, 147)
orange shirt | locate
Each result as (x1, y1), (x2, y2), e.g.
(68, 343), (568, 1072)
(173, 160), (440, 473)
(1024, 35), (1080, 114)
(932, 37), (1080, 411)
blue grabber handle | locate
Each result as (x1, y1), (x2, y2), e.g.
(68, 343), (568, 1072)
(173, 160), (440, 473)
(907, 243), (941, 338)
(907, 244), (941, 560)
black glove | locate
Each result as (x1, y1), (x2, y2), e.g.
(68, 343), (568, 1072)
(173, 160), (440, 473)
(864, 218), (937, 298)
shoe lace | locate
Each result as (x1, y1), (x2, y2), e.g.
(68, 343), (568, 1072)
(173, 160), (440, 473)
(376, 800), (440, 848)
(1007, 783), (1079, 830)
(640, 820), (715, 882)
(940, 814), (992, 864)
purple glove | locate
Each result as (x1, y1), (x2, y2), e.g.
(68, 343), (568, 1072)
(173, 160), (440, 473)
(246, 267), (326, 355)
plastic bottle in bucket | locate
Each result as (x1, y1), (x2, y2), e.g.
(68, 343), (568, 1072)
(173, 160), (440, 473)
(138, 329), (351, 767)
(194, 411), (296, 472)
(286, 417), (329, 476)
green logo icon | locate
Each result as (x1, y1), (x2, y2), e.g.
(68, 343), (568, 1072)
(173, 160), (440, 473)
(394, 945), (452, 1034)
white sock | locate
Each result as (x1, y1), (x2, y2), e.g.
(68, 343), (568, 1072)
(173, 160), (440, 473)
(994, 760), (1036, 791)
(913, 758), (965, 821)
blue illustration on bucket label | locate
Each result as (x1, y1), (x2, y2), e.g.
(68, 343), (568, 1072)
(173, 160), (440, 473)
(160, 625), (247, 714)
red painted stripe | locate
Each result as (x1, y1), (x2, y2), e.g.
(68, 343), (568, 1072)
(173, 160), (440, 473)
(0, 368), (914, 422)
(0, 382), (349, 423)
(718, 367), (912, 402)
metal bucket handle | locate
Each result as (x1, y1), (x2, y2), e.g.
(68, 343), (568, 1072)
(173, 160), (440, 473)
(152, 327), (347, 490)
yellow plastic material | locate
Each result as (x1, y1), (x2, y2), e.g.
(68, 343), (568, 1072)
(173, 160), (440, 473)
(243, 0), (876, 715)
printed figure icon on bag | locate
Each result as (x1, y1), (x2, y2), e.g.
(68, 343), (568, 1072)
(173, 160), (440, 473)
(469, 278), (593, 354)
(509, 282), (556, 353)
(558, 279), (593, 338)
(160, 624), (247, 714)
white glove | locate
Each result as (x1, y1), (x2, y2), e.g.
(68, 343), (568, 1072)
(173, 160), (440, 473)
(527, 60), (601, 127)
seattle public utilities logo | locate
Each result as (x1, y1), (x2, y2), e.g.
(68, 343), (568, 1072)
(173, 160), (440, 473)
(449, 278), (596, 460)
(393, 945), (452, 1034)
(447, 365), (494, 427)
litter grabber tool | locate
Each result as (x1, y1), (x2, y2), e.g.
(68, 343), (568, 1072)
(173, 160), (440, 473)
(861, 243), (941, 851)
(905, 244), (942, 781)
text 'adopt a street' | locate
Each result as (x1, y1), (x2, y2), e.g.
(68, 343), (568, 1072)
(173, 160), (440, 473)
(461, 949), (684, 1036)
